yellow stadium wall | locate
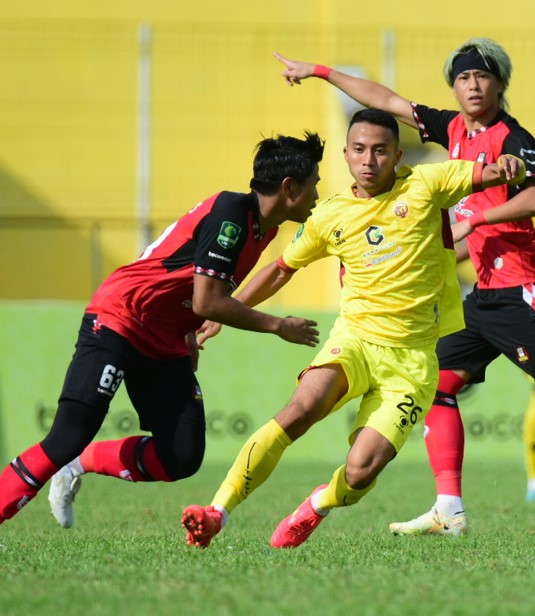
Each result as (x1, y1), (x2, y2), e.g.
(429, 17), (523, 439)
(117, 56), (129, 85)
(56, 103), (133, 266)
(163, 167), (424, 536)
(2, 1), (535, 307)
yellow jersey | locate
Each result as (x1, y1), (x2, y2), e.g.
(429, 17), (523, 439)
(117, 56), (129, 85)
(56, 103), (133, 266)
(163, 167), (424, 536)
(281, 160), (477, 348)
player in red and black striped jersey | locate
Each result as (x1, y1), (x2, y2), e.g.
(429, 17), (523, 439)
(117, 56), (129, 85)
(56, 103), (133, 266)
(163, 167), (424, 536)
(274, 37), (535, 533)
(87, 190), (283, 359)
(0, 131), (324, 529)
(411, 104), (535, 289)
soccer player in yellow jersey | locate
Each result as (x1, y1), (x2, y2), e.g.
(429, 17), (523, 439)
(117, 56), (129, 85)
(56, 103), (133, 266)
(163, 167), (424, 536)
(275, 41), (535, 529)
(181, 109), (525, 548)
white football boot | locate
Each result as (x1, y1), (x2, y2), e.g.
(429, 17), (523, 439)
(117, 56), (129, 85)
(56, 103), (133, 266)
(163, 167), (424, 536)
(389, 507), (468, 536)
(48, 465), (82, 529)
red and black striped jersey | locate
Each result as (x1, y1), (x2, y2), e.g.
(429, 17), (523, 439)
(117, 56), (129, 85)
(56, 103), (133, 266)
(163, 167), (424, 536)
(412, 104), (535, 289)
(86, 191), (277, 358)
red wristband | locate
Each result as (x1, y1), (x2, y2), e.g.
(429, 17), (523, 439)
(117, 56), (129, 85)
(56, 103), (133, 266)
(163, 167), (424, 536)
(468, 211), (487, 228)
(313, 64), (332, 80)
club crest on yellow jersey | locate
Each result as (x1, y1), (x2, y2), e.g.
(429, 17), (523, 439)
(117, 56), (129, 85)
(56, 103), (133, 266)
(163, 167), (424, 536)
(394, 203), (409, 218)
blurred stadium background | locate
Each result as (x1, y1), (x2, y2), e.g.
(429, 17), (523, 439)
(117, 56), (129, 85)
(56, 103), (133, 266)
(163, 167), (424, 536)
(0, 1), (533, 466)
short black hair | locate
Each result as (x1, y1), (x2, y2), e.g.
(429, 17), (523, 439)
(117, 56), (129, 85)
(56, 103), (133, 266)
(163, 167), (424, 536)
(347, 108), (399, 141)
(250, 131), (324, 195)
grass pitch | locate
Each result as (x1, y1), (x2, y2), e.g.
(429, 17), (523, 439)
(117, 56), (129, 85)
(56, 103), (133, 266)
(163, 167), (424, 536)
(1, 458), (534, 616)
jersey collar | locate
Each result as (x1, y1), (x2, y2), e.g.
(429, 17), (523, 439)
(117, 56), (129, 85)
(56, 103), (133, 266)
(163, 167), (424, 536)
(465, 108), (506, 139)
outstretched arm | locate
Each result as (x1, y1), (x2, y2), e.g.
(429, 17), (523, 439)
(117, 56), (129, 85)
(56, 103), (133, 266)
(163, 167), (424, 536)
(273, 51), (417, 129)
(480, 154), (527, 189)
(234, 259), (294, 306)
(452, 156), (534, 243)
(196, 260), (295, 345)
(192, 262), (319, 346)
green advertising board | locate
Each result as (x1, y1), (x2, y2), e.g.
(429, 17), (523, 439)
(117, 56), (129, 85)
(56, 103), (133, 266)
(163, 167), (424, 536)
(0, 302), (530, 470)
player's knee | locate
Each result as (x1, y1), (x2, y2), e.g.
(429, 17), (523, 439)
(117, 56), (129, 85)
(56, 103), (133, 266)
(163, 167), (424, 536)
(344, 462), (379, 490)
(276, 402), (323, 440)
(161, 448), (204, 481)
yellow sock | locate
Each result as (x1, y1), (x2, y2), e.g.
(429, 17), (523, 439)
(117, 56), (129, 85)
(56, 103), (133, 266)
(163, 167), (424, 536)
(524, 389), (535, 482)
(316, 464), (377, 510)
(211, 418), (292, 514)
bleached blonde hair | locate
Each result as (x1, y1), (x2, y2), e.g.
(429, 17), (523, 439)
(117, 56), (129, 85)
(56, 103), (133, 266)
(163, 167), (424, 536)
(443, 38), (512, 110)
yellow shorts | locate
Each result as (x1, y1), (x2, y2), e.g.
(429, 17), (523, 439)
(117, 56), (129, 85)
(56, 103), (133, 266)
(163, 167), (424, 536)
(305, 317), (439, 452)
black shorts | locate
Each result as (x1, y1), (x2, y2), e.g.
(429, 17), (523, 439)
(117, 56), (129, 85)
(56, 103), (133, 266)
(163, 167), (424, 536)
(60, 314), (205, 433)
(437, 284), (535, 383)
